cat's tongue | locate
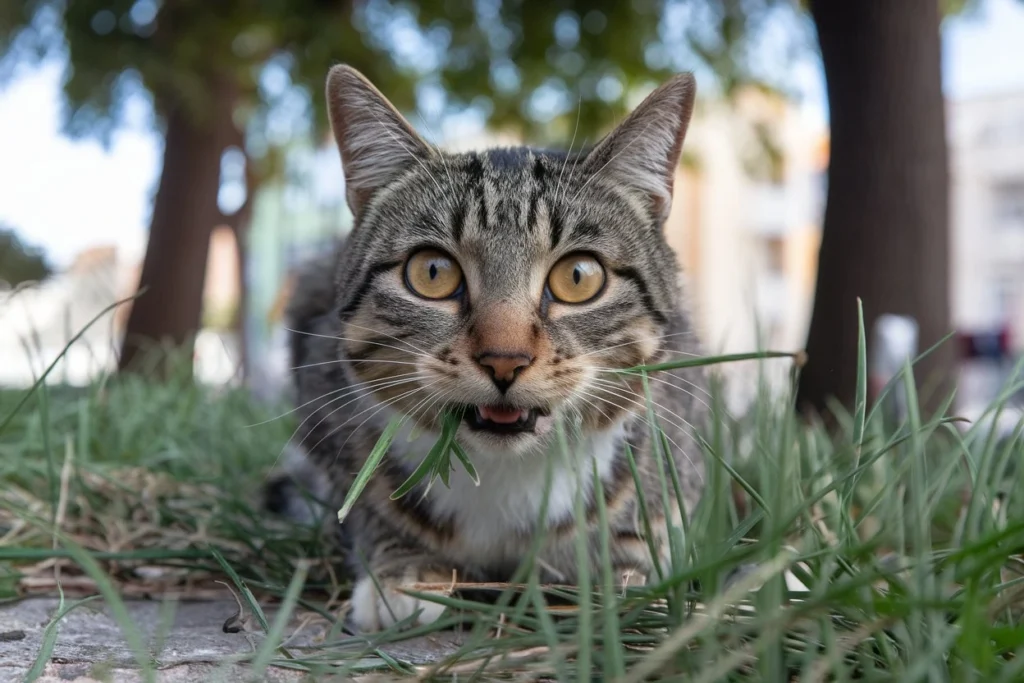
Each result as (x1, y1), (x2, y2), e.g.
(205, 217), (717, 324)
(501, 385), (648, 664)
(478, 405), (526, 424)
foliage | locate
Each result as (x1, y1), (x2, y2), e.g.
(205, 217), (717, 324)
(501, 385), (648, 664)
(0, 0), (807, 150)
(0, 225), (51, 288)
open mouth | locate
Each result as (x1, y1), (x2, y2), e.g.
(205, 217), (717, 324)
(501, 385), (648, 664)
(462, 404), (551, 434)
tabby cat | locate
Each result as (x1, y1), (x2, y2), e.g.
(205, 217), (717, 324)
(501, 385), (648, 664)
(276, 65), (709, 632)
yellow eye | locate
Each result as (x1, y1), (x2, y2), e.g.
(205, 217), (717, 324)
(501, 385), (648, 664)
(547, 254), (606, 304)
(404, 249), (463, 299)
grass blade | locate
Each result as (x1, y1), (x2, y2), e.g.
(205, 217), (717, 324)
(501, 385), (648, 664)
(339, 415), (403, 522)
(26, 589), (103, 681)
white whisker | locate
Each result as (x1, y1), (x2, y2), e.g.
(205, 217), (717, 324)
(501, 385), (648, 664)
(343, 321), (432, 356)
(553, 94), (583, 205)
(588, 377), (698, 434)
(284, 327), (433, 361)
(290, 375), (427, 457)
(325, 381), (443, 469)
(573, 386), (703, 483)
(249, 372), (422, 428)
(575, 331), (698, 360)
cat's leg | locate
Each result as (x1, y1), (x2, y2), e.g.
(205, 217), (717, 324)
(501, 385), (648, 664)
(262, 443), (335, 526)
(347, 532), (456, 632)
(533, 527), (655, 589)
(601, 504), (686, 588)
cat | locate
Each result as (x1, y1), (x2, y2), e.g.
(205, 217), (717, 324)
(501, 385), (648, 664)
(272, 64), (709, 633)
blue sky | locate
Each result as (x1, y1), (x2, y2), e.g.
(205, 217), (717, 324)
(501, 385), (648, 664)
(2, 0), (1024, 268)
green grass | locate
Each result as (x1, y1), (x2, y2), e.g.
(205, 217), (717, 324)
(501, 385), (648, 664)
(2, 307), (1024, 681)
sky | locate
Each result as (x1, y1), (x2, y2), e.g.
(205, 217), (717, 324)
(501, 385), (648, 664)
(1, 0), (1024, 269)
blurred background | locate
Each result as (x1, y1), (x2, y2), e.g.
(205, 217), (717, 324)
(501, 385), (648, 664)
(0, 0), (1022, 421)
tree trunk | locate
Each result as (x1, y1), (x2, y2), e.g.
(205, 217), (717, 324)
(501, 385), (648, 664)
(798, 0), (952, 417)
(118, 85), (240, 376)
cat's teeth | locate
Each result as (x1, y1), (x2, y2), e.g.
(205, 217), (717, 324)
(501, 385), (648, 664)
(477, 406), (526, 424)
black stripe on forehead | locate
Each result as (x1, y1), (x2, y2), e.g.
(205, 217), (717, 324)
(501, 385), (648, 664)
(475, 178), (489, 233)
(484, 147), (531, 171)
(533, 155), (546, 181)
(549, 206), (565, 248)
(451, 198), (467, 243)
(464, 153), (484, 183)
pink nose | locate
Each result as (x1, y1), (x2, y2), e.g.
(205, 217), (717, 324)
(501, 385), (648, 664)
(475, 353), (533, 393)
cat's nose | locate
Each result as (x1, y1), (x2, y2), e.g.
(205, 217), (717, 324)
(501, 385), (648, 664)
(475, 353), (533, 393)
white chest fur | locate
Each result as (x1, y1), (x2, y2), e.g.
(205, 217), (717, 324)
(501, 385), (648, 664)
(395, 426), (624, 565)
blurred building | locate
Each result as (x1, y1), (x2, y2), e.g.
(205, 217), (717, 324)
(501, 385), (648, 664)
(949, 90), (1024, 407)
(658, 89), (827, 407)
(0, 235), (244, 387)
(665, 88), (827, 357)
(949, 90), (1024, 347)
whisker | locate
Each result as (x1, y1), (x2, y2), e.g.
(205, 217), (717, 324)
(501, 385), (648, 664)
(414, 111), (458, 194)
(583, 366), (714, 408)
(289, 375), (427, 457)
(264, 373), (426, 480)
(325, 381), (442, 469)
(586, 378), (699, 436)
(576, 331), (699, 359)
(573, 386), (703, 483)
(567, 389), (617, 427)
(343, 321), (432, 356)
(553, 94), (583, 205)
(348, 359), (422, 368)
(249, 372), (422, 428)
(284, 327), (433, 361)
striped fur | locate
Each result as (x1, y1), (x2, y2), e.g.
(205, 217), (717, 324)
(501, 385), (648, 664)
(275, 65), (709, 632)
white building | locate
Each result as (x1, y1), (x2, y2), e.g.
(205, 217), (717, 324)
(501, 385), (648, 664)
(949, 90), (1024, 347)
(949, 91), (1024, 409)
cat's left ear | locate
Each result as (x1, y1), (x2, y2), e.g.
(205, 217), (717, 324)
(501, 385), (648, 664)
(326, 65), (434, 220)
(582, 73), (696, 223)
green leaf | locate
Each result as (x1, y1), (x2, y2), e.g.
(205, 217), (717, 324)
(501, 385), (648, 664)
(450, 441), (479, 486)
(339, 415), (403, 522)
(27, 589), (103, 681)
(390, 411), (461, 499)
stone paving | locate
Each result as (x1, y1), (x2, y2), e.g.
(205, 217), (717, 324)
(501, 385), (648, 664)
(0, 597), (466, 682)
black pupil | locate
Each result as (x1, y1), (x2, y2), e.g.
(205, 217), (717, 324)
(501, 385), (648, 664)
(572, 266), (582, 285)
(429, 262), (439, 280)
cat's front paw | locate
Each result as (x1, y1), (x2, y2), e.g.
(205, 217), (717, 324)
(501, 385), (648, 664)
(349, 569), (453, 632)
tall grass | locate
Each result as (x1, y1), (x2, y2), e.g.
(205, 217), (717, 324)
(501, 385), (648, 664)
(1, 305), (1023, 681)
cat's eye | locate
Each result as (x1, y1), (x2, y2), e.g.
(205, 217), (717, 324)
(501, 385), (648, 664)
(547, 254), (606, 304)
(404, 249), (464, 299)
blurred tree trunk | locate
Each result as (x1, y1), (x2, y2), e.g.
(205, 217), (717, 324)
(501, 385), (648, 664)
(118, 82), (241, 377)
(798, 0), (953, 416)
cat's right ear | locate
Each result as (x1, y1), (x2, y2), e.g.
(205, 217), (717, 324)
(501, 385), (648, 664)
(326, 65), (433, 219)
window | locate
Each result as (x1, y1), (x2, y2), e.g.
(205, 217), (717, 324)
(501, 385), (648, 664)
(992, 181), (1024, 227)
(992, 276), (1018, 319)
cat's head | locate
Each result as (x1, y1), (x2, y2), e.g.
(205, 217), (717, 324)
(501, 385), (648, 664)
(326, 65), (696, 455)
